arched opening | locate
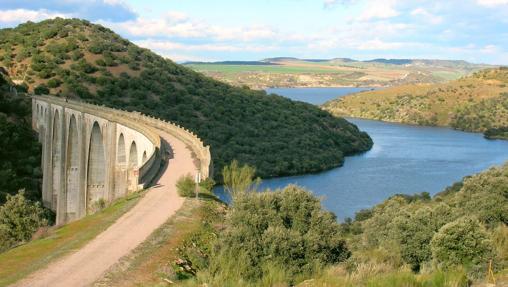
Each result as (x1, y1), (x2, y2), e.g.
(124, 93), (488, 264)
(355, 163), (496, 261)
(114, 133), (127, 199)
(87, 122), (106, 208)
(66, 115), (79, 220)
(117, 133), (126, 164)
(51, 110), (61, 210)
(142, 151), (147, 164)
(127, 141), (138, 192)
(129, 141), (138, 168)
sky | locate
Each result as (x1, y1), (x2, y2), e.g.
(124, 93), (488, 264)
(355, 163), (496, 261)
(0, 0), (507, 64)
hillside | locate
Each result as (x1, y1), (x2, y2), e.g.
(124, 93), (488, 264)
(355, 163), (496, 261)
(323, 68), (508, 133)
(0, 18), (372, 179)
(0, 70), (41, 204)
(184, 57), (491, 89)
(91, 162), (508, 286)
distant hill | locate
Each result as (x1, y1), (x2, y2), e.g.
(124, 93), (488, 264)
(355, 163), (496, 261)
(185, 57), (492, 89)
(323, 67), (508, 134)
(0, 18), (373, 179)
(184, 61), (279, 66)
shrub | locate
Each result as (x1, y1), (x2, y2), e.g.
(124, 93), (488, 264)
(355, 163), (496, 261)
(222, 160), (259, 197)
(34, 84), (49, 95)
(47, 78), (62, 88)
(0, 191), (48, 252)
(198, 178), (215, 193)
(431, 217), (493, 276)
(393, 204), (452, 271)
(205, 185), (350, 284)
(176, 174), (196, 197)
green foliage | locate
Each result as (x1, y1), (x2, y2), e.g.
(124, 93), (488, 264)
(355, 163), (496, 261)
(0, 191), (48, 252)
(204, 185), (350, 284)
(198, 178), (215, 193)
(0, 75), (41, 204)
(325, 68), (508, 134)
(222, 160), (259, 196)
(484, 126), (508, 140)
(393, 204), (452, 271)
(345, 163), (508, 280)
(0, 18), (373, 180)
(451, 95), (508, 132)
(176, 175), (196, 197)
(431, 217), (493, 276)
(34, 84), (49, 95)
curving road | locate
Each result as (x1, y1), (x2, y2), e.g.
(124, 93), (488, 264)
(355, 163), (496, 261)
(12, 131), (196, 287)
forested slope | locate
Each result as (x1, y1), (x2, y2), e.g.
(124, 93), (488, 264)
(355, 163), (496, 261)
(0, 71), (41, 204)
(0, 18), (372, 179)
(323, 68), (508, 136)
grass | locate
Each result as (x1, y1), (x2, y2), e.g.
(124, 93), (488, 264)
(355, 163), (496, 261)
(94, 194), (225, 286)
(297, 266), (476, 287)
(0, 190), (145, 287)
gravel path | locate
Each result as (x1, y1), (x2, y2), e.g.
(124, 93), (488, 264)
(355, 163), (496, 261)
(12, 131), (195, 287)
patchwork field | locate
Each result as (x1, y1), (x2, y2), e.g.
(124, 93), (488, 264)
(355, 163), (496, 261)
(185, 58), (492, 89)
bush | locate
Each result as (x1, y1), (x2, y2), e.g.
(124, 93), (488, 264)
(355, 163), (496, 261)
(47, 78), (62, 88)
(176, 174), (196, 197)
(431, 217), (493, 276)
(198, 178), (215, 193)
(205, 185), (350, 284)
(222, 160), (259, 196)
(34, 84), (49, 95)
(0, 191), (48, 252)
(393, 204), (452, 271)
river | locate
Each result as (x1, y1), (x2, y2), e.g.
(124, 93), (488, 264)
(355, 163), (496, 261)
(214, 87), (508, 220)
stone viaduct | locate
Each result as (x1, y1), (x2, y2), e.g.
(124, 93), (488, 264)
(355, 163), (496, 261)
(32, 95), (212, 225)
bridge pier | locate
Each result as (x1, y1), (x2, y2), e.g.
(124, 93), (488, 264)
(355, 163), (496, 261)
(33, 97), (160, 225)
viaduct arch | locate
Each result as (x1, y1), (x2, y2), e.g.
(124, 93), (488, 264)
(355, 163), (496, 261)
(32, 95), (212, 225)
(33, 96), (162, 224)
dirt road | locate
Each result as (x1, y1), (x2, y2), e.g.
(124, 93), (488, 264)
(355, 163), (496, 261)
(12, 131), (196, 287)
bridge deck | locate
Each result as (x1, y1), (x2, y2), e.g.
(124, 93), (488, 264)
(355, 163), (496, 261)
(13, 130), (196, 287)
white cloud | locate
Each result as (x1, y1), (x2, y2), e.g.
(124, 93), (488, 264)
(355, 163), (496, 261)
(477, 0), (508, 7)
(411, 8), (443, 24)
(0, 9), (69, 24)
(135, 39), (278, 53)
(106, 13), (278, 42)
(357, 1), (399, 21)
(323, 0), (358, 9)
(356, 39), (406, 50)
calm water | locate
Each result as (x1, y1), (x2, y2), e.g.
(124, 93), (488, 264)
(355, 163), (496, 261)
(265, 87), (372, 105)
(214, 88), (508, 220)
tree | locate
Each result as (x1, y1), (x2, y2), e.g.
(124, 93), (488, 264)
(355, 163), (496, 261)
(206, 185), (350, 284)
(222, 160), (259, 197)
(0, 191), (48, 252)
(431, 216), (493, 276)
(393, 204), (452, 271)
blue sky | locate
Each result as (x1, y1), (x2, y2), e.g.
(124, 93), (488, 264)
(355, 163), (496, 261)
(1, 0), (507, 64)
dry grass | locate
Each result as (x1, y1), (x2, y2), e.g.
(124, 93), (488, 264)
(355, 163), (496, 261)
(0, 191), (145, 287)
(94, 197), (222, 287)
(323, 68), (508, 129)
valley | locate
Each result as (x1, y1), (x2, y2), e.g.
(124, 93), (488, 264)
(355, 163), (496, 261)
(185, 58), (491, 89)
(0, 5), (507, 286)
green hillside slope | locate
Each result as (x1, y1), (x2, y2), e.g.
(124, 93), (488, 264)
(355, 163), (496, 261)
(323, 68), (508, 135)
(0, 70), (41, 204)
(0, 18), (372, 178)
